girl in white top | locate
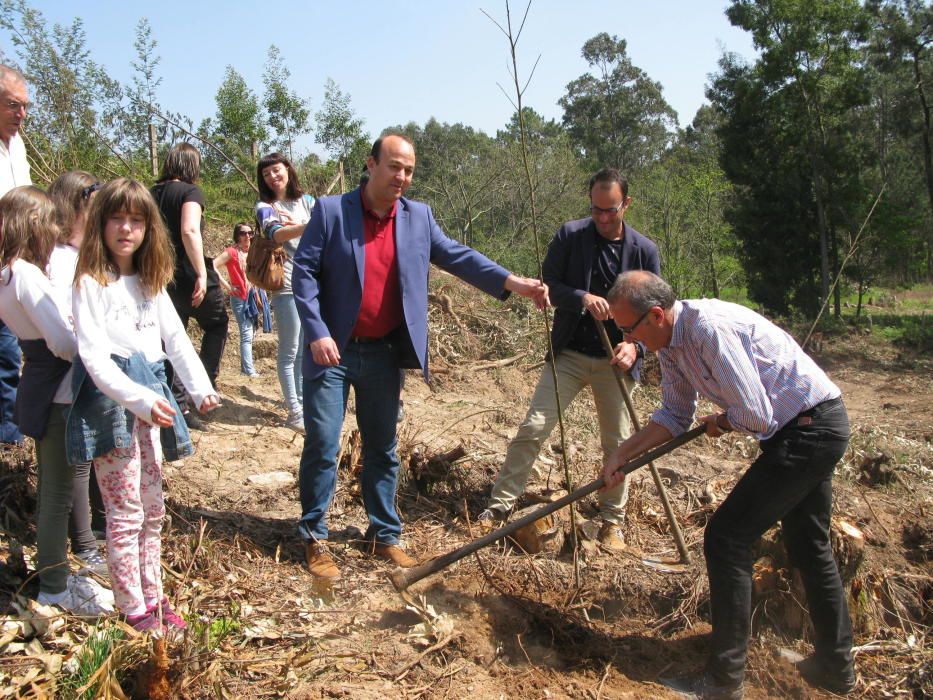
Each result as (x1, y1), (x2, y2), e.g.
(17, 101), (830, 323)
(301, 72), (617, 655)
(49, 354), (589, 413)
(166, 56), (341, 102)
(47, 171), (108, 575)
(72, 178), (219, 635)
(0, 187), (112, 615)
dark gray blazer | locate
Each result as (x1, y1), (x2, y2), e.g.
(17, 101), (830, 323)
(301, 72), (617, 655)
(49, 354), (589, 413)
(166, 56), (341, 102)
(542, 218), (660, 358)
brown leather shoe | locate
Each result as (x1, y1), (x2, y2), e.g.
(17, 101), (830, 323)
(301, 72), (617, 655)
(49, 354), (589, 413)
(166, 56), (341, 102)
(305, 541), (340, 580)
(598, 522), (627, 552)
(371, 542), (417, 568)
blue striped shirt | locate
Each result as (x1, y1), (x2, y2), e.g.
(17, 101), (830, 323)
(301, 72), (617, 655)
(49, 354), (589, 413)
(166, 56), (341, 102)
(651, 300), (840, 440)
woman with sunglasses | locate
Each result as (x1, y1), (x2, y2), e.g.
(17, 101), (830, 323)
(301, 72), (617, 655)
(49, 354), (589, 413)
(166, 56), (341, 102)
(255, 153), (314, 433)
(212, 222), (258, 377)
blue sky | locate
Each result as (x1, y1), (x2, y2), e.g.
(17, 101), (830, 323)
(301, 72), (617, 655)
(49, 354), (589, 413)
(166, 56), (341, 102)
(3, 1), (756, 158)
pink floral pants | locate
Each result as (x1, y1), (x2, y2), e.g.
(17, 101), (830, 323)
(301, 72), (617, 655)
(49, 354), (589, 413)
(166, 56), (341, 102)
(93, 419), (164, 616)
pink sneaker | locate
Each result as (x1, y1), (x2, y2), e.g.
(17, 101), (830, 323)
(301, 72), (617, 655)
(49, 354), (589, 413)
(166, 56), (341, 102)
(126, 611), (165, 636)
(150, 596), (186, 630)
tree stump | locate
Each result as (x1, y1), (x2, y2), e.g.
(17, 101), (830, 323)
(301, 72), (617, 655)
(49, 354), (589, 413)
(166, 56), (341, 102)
(509, 503), (567, 555)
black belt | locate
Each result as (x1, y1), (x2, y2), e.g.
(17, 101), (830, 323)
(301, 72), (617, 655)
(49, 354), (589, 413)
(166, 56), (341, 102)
(350, 335), (385, 344)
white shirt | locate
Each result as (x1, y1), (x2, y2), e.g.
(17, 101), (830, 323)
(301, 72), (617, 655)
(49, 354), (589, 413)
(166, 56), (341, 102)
(0, 259), (76, 403)
(73, 272), (215, 422)
(48, 243), (79, 321)
(0, 133), (31, 196)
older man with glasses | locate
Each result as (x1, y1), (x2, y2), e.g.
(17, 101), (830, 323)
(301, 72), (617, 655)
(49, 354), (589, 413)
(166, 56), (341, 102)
(0, 64), (32, 444)
(478, 168), (660, 550)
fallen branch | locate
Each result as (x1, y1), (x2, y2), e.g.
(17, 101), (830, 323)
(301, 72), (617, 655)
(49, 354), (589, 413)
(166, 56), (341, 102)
(392, 634), (457, 680)
(470, 353), (526, 370)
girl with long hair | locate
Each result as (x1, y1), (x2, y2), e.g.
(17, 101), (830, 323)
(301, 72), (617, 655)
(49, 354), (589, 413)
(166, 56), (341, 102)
(71, 178), (219, 634)
(0, 186), (113, 614)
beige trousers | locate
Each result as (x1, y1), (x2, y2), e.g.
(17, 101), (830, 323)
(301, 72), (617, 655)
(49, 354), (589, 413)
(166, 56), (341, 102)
(488, 350), (634, 524)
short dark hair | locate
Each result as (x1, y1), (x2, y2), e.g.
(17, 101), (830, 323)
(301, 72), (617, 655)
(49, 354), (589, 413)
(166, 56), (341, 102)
(233, 221), (253, 242)
(256, 152), (303, 203)
(370, 132), (414, 162)
(589, 168), (628, 198)
(607, 271), (676, 313)
(159, 142), (201, 184)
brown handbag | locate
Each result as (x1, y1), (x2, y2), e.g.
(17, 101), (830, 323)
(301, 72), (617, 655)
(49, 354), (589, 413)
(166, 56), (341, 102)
(245, 235), (287, 292)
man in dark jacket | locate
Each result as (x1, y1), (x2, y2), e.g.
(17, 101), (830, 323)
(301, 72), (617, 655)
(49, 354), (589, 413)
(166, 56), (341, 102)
(479, 168), (660, 549)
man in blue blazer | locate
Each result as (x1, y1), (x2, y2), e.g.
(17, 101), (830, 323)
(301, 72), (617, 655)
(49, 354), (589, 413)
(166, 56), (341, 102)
(292, 133), (548, 580)
(479, 168), (660, 550)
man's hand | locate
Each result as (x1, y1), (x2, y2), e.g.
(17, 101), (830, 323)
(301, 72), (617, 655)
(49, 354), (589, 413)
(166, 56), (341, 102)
(602, 444), (636, 491)
(310, 337), (341, 366)
(191, 275), (207, 308)
(199, 395), (221, 413)
(504, 275), (550, 310)
(699, 412), (731, 438)
(582, 293), (610, 320)
(609, 340), (638, 372)
(151, 398), (176, 428)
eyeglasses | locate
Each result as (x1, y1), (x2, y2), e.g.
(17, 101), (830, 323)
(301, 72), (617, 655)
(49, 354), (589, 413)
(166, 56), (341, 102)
(617, 308), (652, 335)
(81, 183), (101, 200)
(3, 99), (29, 113)
(590, 204), (624, 216)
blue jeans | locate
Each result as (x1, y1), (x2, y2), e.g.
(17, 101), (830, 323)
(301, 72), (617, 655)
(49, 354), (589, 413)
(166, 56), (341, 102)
(0, 322), (23, 444)
(271, 293), (303, 418)
(704, 397), (852, 687)
(230, 296), (255, 375)
(298, 340), (402, 544)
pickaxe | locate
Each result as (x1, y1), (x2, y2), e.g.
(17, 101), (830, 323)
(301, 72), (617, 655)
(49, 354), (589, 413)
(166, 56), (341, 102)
(389, 424), (704, 592)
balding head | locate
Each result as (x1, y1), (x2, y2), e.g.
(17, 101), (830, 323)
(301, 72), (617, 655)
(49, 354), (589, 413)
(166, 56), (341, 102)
(607, 271), (676, 313)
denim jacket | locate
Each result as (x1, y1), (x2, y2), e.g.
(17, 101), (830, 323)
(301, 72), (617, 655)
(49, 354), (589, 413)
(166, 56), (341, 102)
(66, 352), (192, 464)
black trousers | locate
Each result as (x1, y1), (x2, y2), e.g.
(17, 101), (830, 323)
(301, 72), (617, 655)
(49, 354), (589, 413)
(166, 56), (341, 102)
(167, 284), (228, 411)
(704, 397), (853, 686)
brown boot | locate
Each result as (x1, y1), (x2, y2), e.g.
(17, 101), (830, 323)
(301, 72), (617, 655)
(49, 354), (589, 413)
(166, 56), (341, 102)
(598, 522), (627, 552)
(371, 542), (417, 568)
(305, 541), (340, 580)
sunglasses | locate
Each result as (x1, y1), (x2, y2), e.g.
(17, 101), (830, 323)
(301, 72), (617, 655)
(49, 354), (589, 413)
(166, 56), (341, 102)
(81, 183), (102, 200)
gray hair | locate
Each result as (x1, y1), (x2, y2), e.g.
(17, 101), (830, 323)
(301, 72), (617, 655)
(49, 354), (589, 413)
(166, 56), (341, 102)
(0, 65), (26, 93)
(607, 271), (676, 313)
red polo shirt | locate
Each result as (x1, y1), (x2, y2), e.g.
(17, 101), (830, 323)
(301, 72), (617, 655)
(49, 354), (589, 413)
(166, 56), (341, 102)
(352, 188), (403, 338)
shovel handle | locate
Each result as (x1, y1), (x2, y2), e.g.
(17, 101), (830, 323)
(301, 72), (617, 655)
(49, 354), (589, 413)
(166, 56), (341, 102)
(389, 424), (705, 592)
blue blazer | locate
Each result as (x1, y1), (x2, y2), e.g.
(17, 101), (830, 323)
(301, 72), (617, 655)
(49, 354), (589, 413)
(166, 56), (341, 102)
(292, 188), (511, 381)
(543, 218), (661, 357)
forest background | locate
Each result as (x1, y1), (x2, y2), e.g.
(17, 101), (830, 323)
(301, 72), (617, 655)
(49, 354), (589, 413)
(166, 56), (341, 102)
(0, 0), (930, 338)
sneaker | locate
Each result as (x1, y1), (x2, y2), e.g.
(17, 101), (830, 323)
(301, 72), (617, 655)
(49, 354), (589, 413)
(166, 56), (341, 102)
(149, 596), (186, 631)
(38, 574), (115, 617)
(74, 548), (109, 578)
(126, 611), (165, 636)
(397, 400), (405, 423)
(598, 522), (627, 552)
(285, 413), (305, 434)
(370, 542), (417, 568)
(305, 541), (340, 580)
(796, 655), (856, 695)
(183, 411), (204, 431)
(660, 672), (744, 700)
(476, 508), (508, 532)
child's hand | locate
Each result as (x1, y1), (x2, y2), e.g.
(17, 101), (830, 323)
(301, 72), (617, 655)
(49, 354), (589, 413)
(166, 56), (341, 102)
(151, 398), (176, 428)
(199, 395), (220, 413)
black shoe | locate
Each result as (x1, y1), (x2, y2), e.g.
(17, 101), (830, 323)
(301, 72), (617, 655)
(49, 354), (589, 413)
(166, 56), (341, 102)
(660, 672), (744, 700)
(796, 655), (856, 695)
(183, 411), (204, 431)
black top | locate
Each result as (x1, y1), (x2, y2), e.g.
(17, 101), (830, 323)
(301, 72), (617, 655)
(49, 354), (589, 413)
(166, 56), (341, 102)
(566, 235), (624, 357)
(150, 181), (218, 291)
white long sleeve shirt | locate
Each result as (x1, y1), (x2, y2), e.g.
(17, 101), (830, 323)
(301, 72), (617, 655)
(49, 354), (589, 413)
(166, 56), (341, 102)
(0, 259), (76, 403)
(73, 272), (215, 423)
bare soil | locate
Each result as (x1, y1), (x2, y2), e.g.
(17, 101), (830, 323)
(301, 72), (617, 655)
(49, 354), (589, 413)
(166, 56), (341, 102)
(1, 290), (931, 699)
